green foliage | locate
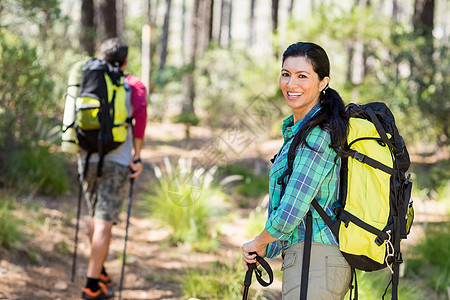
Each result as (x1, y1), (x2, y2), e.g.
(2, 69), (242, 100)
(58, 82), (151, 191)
(348, 269), (428, 300)
(181, 259), (267, 300)
(0, 197), (26, 249)
(410, 160), (450, 202)
(406, 224), (450, 295)
(284, 4), (449, 147)
(7, 145), (69, 195)
(145, 157), (226, 249)
(0, 29), (55, 147)
(195, 47), (283, 129)
(0, 28), (72, 195)
(220, 164), (269, 208)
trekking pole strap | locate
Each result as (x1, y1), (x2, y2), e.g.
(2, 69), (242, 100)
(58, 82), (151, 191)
(71, 179), (83, 282)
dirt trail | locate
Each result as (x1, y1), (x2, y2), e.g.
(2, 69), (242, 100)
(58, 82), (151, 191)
(1, 122), (444, 300)
(0, 122), (283, 300)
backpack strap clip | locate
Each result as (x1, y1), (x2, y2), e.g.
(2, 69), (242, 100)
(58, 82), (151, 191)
(353, 151), (365, 163)
(394, 251), (403, 264)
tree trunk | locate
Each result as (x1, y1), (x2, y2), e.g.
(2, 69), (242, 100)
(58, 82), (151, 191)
(248, 0), (256, 47)
(413, 0), (435, 39)
(218, 0), (231, 47)
(271, 0), (279, 57)
(98, 0), (117, 41)
(182, 0), (200, 118)
(271, 0), (279, 34)
(392, 0), (400, 22)
(218, 0), (225, 45)
(159, 0), (172, 70)
(80, 0), (95, 56)
(182, 0), (187, 64)
(116, 0), (124, 37)
(198, 0), (213, 52)
(227, 0), (232, 47)
(288, 0), (295, 17)
(208, 0), (214, 42)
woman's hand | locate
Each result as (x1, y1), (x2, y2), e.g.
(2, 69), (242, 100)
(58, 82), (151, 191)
(242, 228), (277, 271)
(242, 239), (267, 271)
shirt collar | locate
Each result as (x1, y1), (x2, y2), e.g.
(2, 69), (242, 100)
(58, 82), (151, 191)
(282, 104), (322, 141)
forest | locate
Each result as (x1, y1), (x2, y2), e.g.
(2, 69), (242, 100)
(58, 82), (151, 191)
(0, 0), (449, 299)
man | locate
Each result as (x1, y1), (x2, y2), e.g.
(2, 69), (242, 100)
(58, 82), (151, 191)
(79, 38), (147, 300)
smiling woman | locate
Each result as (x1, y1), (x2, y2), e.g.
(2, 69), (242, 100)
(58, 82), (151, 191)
(242, 42), (350, 300)
(279, 56), (329, 123)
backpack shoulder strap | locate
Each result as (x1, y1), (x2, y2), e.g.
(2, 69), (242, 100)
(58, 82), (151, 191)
(300, 210), (313, 299)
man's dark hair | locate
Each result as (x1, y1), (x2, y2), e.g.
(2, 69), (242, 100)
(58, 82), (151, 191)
(99, 38), (128, 67)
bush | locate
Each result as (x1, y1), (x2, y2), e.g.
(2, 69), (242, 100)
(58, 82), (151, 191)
(349, 269), (428, 300)
(7, 145), (69, 195)
(146, 157), (227, 249)
(0, 197), (26, 249)
(181, 259), (268, 300)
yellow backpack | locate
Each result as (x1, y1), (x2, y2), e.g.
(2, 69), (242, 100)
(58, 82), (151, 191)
(284, 102), (414, 300)
(62, 58), (131, 177)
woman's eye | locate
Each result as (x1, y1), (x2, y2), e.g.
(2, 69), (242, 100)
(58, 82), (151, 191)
(298, 74), (306, 78)
(281, 72), (289, 77)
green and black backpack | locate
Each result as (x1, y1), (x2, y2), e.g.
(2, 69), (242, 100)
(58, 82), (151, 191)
(278, 102), (414, 300)
(73, 58), (131, 177)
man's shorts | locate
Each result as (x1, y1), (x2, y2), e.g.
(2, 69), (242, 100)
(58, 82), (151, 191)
(78, 160), (130, 224)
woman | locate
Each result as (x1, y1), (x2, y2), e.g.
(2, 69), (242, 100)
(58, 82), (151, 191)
(242, 42), (351, 299)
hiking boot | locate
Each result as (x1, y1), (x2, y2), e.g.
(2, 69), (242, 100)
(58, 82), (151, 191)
(99, 273), (113, 288)
(80, 282), (114, 300)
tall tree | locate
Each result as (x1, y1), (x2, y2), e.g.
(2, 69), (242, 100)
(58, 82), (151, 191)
(288, 0), (295, 17)
(227, 0), (232, 46)
(413, 0), (435, 39)
(271, 0), (279, 34)
(141, 0), (152, 92)
(198, 0), (214, 52)
(181, 0), (187, 64)
(248, 0), (256, 47)
(218, 0), (232, 47)
(159, 0), (172, 70)
(116, 0), (124, 37)
(182, 0), (200, 119)
(271, 0), (279, 57)
(80, 0), (95, 56)
(98, 0), (117, 41)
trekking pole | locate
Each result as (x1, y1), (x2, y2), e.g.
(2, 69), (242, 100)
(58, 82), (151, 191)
(71, 179), (83, 282)
(242, 252), (274, 300)
(119, 176), (135, 300)
(242, 260), (256, 300)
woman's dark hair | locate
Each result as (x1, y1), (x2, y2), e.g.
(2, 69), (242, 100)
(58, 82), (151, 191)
(282, 42), (349, 157)
(100, 38), (128, 67)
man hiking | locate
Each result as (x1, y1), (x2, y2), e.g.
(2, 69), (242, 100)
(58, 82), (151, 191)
(78, 38), (147, 300)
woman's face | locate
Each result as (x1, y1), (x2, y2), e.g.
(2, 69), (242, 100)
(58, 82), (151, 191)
(279, 56), (329, 121)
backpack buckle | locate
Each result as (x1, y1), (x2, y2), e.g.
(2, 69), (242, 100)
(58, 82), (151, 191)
(353, 152), (365, 162)
(395, 252), (403, 264)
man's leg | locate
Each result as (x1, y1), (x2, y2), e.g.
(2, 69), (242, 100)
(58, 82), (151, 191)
(87, 218), (113, 279)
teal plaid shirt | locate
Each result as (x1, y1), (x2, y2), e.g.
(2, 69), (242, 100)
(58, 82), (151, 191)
(265, 105), (340, 259)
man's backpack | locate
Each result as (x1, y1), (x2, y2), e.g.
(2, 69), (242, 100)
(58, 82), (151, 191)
(75, 58), (130, 177)
(282, 102), (414, 300)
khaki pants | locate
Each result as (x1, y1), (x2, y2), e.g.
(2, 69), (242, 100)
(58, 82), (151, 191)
(281, 242), (351, 300)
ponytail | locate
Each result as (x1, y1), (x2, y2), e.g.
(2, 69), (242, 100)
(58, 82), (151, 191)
(295, 87), (350, 158)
